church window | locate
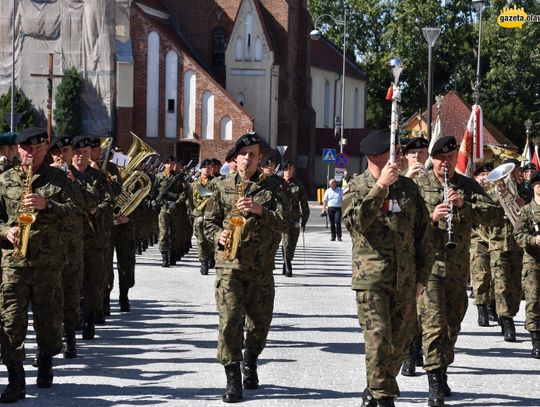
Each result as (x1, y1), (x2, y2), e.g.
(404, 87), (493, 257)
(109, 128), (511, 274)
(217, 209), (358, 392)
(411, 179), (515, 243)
(235, 36), (243, 61)
(146, 31), (160, 138)
(354, 88), (360, 128)
(202, 91), (215, 140)
(165, 50), (178, 139)
(254, 37), (262, 61)
(183, 70), (196, 139)
(323, 79), (330, 128)
(220, 116), (233, 140)
(245, 13), (253, 60)
(237, 92), (245, 106)
(212, 27), (227, 66)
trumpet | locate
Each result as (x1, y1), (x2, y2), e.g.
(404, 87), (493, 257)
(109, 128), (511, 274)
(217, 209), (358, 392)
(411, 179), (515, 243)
(443, 167), (457, 250)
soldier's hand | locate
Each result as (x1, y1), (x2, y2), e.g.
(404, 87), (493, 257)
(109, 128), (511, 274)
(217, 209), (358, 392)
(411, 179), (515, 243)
(7, 227), (19, 244)
(24, 194), (48, 210)
(535, 235), (540, 246)
(236, 197), (262, 216)
(376, 162), (399, 188)
(447, 188), (464, 208)
(405, 163), (423, 179)
(219, 230), (230, 246)
(116, 215), (130, 225)
(66, 170), (76, 182)
(432, 203), (451, 222)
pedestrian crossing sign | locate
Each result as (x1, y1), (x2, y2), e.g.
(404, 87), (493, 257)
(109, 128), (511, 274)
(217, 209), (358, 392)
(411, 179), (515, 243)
(322, 148), (337, 162)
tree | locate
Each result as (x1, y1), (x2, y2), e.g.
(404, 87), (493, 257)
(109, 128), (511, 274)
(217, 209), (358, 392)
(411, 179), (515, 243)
(54, 67), (82, 136)
(0, 87), (34, 132)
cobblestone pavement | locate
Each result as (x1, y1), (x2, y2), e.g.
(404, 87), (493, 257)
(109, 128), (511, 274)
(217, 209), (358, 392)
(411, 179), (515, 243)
(13, 203), (540, 406)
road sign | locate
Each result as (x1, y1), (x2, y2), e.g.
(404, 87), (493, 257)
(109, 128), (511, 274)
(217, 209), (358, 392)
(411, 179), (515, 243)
(322, 148), (336, 162)
(334, 168), (345, 182)
(335, 152), (349, 168)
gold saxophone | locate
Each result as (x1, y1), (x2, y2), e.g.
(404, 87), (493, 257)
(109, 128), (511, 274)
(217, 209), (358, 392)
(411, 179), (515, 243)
(224, 172), (247, 261)
(13, 160), (37, 258)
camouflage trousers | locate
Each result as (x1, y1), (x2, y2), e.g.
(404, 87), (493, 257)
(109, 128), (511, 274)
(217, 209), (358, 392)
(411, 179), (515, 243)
(356, 287), (417, 399)
(491, 248), (523, 317)
(194, 216), (214, 261)
(103, 223), (115, 294)
(62, 234), (84, 330)
(215, 267), (275, 366)
(0, 266), (63, 364)
(419, 266), (469, 372)
(522, 265), (540, 332)
(81, 237), (106, 316)
(282, 223), (301, 263)
(470, 238), (493, 305)
(158, 209), (182, 252)
(112, 221), (136, 290)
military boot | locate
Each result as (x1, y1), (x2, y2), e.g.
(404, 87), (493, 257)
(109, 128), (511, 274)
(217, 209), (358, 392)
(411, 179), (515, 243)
(136, 241), (143, 255)
(477, 304), (489, 327)
(427, 369), (445, 407)
(36, 354), (53, 388)
(487, 300), (498, 321)
(63, 328), (77, 359)
(142, 239), (148, 251)
(0, 362), (26, 402)
(285, 260), (293, 277)
(413, 335), (424, 367)
(31, 347), (40, 368)
(531, 331), (540, 359)
(500, 316), (516, 342)
(175, 249), (183, 262)
(401, 341), (416, 376)
(161, 251), (170, 268)
(169, 250), (177, 266)
(222, 363), (243, 403)
(375, 398), (395, 407)
(95, 310), (106, 325)
(241, 351), (259, 389)
(442, 366), (452, 397)
(120, 287), (131, 312)
(361, 387), (376, 407)
(149, 235), (154, 246)
(103, 291), (111, 316)
(200, 261), (209, 276)
(208, 257), (215, 269)
(82, 313), (96, 340)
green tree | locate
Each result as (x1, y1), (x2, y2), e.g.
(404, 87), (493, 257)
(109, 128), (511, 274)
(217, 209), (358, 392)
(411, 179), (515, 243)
(0, 87), (34, 132)
(54, 67), (82, 136)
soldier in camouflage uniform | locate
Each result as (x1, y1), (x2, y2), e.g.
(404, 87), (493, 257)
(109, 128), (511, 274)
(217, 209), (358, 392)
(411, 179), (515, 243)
(342, 130), (433, 407)
(0, 132), (19, 174)
(0, 128), (77, 401)
(514, 169), (540, 359)
(414, 136), (500, 407)
(281, 160), (309, 277)
(205, 133), (288, 403)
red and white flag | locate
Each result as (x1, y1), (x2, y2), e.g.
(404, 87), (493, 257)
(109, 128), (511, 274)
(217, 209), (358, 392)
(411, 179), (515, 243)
(533, 145), (540, 169)
(456, 104), (483, 177)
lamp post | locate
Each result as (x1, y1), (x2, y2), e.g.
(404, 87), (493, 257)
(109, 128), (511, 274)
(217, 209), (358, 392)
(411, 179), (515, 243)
(472, 0), (486, 104)
(310, 8), (347, 154)
(10, 0), (16, 133)
(422, 27), (441, 142)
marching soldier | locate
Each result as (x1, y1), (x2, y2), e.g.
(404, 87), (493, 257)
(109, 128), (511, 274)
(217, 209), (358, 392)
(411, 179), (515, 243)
(113, 213), (136, 312)
(205, 133), (288, 403)
(519, 162), (535, 204)
(342, 130), (433, 407)
(0, 132), (18, 174)
(514, 169), (540, 359)
(0, 127), (77, 400)
(281, 160), (310, 277)
(414, 136), (500, 407)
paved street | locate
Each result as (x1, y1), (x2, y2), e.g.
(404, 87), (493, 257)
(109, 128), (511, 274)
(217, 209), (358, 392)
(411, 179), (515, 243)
(14, 203), (540, 406)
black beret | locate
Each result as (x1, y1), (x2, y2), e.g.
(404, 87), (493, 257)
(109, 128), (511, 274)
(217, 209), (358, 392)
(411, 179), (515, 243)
(431, 136), (458, 155)
(0, 132), (17, 146)
(360, 129), (391, 155)
(212, 158), (222, 166)
(72, 136), (92, 149)
(200, 158), (213, 167)
(89, 137), (102, 148)
(51, 135), (73, 150)
(473, 162), (494, 176)
(225, 148), (237, 162)
(233, 132), (261, 154)
(261, 155), (276, 166)
(283, 160), (295, 168)
(530, 169), (540, 185)
(16, 127), (48, 145)
(403, 137), (429, 153)
(522, 162), (537, 171)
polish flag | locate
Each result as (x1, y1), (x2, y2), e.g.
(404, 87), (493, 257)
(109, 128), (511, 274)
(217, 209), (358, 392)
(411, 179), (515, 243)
(533, 145), (540, 169)
(456, 105), (483, 177)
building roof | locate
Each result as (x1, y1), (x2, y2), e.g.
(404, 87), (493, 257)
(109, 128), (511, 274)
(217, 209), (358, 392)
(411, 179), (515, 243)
(311, 36), (367, 82)
(405, 91), (516, 149)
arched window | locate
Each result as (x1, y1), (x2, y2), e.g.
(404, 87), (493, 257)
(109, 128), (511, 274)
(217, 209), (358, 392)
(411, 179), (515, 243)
(220, 116), (233, 140)
(323, 79), (330, 128)
(235, 36), (243, 61)
(146, 31), (160, 138)
(354, 88), (360, 128)
(245, 13), (253, 60)
(212, 27), (227, 66)
(165, 50), (178, 139)
(254, 36), (263, 61)
(183, 70), (196, 138)
(237, 92), (245, 106)
(202, 91), (215, 140)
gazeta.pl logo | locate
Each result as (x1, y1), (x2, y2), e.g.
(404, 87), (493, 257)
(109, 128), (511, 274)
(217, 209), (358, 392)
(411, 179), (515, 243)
(497, 5), (539, 29)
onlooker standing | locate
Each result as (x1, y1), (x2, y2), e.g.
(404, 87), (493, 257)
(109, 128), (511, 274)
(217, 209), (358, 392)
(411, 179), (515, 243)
(322, 179), (343, 241)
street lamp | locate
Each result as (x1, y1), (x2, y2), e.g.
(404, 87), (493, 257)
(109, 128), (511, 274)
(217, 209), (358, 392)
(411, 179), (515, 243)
(472, 0), (486, 104)
(310, 8), (347, 154)
(422, 27), (441, 141)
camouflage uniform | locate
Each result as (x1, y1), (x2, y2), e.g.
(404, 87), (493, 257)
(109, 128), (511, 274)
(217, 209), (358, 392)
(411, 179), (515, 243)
(190, 179), (215, 265)
(0, 165), (77, 363)
(0, 157), (18, 174)
(205, 171), (288, 366)
(415, 172), (499, 372)
(157, 172), (186, 253)
(342, 172), (433, 399)
(282, 177), (310, 271)
(470, 227), (492, 305)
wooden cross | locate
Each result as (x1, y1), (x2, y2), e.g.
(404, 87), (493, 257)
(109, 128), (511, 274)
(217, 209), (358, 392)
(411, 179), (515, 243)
(30, 53), (67, 142)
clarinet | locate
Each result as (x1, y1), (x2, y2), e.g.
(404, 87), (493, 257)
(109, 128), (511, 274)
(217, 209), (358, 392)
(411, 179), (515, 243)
(443, 167), (457, 249)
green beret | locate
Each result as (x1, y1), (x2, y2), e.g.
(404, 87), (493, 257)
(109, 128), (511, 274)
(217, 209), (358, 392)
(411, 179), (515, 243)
(0, 132), (17, 146)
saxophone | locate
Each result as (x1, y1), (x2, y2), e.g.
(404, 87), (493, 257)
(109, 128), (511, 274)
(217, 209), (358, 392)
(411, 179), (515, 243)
(224, 171), (247, 261)
(13, 160), (37, 258)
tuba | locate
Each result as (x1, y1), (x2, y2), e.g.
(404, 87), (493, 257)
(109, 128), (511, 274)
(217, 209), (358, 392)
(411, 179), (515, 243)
(486, 162), (521, 227)
(114, 132), (158, 217)
(13, 160), (36, 258)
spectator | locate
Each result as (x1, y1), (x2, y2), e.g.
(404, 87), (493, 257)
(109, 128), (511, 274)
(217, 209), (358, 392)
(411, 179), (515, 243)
(322, 179), (343, 241)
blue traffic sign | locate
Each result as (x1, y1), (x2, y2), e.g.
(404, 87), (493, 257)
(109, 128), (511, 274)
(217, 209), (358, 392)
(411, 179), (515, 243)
(335, 152), (349, 168)
(322, 148), (336, 162)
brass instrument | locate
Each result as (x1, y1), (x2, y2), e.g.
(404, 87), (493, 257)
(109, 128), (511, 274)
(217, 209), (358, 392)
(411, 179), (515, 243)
(194, 182), (213, 213)
(114, 132), (158, 217)
(486, 162), (521, 227)
(224, 172), (247, 261)
(13, 160), (36, 258)
(443, 167), (457, 250)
